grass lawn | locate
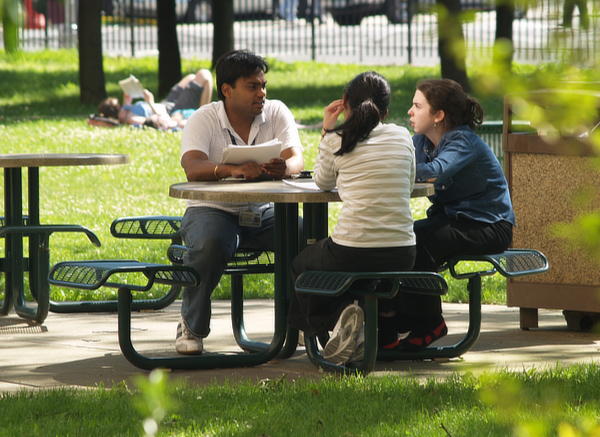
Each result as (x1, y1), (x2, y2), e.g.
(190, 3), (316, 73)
(2, 364), (600, 436)
(2, 50), (600, 437)
(0, 49), (534, 304)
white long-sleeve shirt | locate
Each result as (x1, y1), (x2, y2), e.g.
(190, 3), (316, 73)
(315, 123), (416, 248)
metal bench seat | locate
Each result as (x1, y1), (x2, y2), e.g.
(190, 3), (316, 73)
(295, 248), (549, 375)
(48, 215), (184, 313)
(46, 215), (281, 369)
(0, 215), (101, 321)
(49, 216), (275, 317)
(47, 260), (211, 370)
(295, 271), (449, 375)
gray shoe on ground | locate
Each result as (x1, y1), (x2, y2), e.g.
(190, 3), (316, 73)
(175, 317), (203, 355)
(323, 300), (364, 364)
(348, 326), (365, 364)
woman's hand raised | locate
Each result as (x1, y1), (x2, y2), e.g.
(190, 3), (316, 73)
(323, 99), (345, 131)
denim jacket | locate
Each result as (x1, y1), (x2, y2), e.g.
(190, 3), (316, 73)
(414, 125), (516, 226)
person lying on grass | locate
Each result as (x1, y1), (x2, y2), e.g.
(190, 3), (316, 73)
(88, 69), (213, 130)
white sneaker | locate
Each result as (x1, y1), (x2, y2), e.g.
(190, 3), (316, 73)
(298, 330), (305, 347)
(348, 326), (365, 364)
(323, 301), (364, 364)
(175, 317), (203, 355)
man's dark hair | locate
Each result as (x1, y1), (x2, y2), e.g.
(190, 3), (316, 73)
(215, 50), (269, 101)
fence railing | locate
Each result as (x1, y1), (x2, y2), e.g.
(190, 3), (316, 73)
(4, 0), (597, 65)
(476, 120), (504, 165)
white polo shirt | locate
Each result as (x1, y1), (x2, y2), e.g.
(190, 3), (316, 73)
(181, 99), (303, 214)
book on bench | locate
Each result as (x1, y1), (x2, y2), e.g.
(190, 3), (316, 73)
(118, 75), (145, 99)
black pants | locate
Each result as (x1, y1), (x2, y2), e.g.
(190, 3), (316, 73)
(401, 213), (513, 318)
(288, 237), (416, 336)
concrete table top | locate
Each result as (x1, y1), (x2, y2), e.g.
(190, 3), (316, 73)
(0, 153), (130, 168)
(170, 180), (433, 203)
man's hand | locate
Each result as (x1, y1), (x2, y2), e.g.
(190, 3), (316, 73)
(261, 157), (287, 180)
(232, 162), (266, 181)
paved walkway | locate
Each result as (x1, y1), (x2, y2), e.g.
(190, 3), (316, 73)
(1, 300), (599, 392)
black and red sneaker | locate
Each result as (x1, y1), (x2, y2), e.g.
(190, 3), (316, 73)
(396, 317), (448, 351)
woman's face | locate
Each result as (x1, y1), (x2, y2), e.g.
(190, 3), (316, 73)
(408, 90), (438, 136)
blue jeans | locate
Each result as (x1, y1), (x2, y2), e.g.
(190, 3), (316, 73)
(180, 206), (275, 337)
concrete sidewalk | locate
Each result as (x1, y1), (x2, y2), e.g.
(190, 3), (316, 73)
(1, 300), (599, 392)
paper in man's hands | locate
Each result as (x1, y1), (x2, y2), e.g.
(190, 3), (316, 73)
(119, 75), (145, 99)
(221, 138), (282, 165)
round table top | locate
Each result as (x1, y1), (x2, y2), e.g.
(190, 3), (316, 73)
(169, 179), (434, 203)
(0, 153), (130, 168)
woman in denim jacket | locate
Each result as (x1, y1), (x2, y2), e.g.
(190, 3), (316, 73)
(379, 79), (516, 351)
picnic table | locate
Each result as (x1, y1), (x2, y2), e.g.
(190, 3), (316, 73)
(0, 153), (129, 323)
(46, 179), (433, 371)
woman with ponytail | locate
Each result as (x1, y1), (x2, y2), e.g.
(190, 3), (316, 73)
(384, 78), (515, 351)
(288, 71), (417, 365)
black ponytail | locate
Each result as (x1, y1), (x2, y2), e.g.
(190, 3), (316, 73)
(335, 99), (381, 155)
(325, 72), (391, 156)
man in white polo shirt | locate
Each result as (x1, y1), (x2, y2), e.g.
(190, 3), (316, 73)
(177, 50), (304, 355)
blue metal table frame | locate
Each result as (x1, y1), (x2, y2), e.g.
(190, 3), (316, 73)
(0, 153), (129, 323)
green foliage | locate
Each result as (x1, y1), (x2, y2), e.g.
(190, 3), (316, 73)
(472, 61), (600, 137)
(134, 369), (177, 437)
(1, 0), (20, 54)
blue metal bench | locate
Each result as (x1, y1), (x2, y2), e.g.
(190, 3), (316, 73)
(0, 215), (101, 322)
(46, 215), (285, 370)
(295, 248), (549, 375)
(47, 260), (205, 370)
(49, 216), (184, 313)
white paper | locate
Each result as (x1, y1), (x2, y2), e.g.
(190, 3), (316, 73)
(119, 75), (144, 99)
(283, 179), (337, 192)
(221, 138), (282, 165)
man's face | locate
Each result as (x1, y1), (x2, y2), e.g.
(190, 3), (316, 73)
(223, 71), (267, 119)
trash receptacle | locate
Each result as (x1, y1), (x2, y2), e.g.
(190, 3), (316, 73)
(503, 89), (600, 330)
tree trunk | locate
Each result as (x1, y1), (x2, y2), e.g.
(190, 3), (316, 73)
(2, 0), (20, 54)
(494, 0), (515, 76)
(158, 0), (182, 97)
(212, 0), (235, 67)
(437, 0), (470, 92)
(78, 0), (106, 105)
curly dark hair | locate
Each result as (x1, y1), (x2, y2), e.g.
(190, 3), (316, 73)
(416, 79), (483, 131)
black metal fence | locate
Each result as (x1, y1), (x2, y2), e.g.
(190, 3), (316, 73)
(4, 0), (598, 65)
